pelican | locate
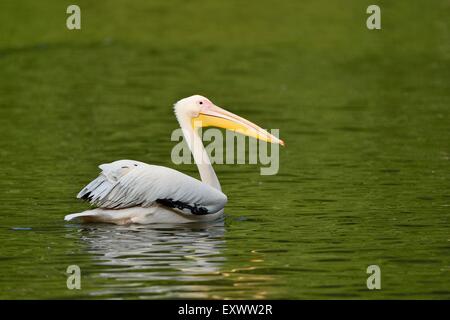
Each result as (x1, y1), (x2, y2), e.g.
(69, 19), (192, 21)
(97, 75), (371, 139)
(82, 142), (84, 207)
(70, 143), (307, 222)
(64, 95), (284, 225)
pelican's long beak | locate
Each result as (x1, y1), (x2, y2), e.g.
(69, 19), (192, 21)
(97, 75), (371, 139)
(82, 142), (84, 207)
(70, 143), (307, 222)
(192, 104), (284, 146)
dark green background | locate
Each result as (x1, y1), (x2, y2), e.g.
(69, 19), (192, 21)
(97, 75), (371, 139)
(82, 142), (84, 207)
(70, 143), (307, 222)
(0, 1), (448, 299)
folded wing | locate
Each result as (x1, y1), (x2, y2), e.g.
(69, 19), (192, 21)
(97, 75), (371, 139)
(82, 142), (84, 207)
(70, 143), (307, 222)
(77, 160), (227, 215)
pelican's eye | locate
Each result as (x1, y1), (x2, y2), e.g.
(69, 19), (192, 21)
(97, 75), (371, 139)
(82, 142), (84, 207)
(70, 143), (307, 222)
(199, 101), (203, 105)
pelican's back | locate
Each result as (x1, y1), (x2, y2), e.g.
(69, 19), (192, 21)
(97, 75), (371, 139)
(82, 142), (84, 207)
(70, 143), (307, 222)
(77, 160), (227, 216)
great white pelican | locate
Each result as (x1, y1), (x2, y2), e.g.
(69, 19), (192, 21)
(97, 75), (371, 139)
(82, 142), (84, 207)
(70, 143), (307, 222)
(64, 95), (284, 224)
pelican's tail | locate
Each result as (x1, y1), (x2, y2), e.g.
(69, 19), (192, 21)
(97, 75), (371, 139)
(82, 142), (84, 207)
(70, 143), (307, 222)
(64, 211), (104, 223)
(63, 209), (134, 225)
(65, 212), (92, 221)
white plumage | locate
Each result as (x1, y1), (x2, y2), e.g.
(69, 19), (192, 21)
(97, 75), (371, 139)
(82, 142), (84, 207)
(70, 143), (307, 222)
(64, 95), (283, 225)
(65, 160), (227, 224)
(77, 160), (226, 213)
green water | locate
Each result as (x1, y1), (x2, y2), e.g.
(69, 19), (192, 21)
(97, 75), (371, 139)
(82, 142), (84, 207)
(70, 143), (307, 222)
(0, 0), (449, 299)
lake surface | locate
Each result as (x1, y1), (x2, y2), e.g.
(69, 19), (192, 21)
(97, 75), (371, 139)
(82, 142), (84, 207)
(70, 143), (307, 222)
(0, 1), (449, 299)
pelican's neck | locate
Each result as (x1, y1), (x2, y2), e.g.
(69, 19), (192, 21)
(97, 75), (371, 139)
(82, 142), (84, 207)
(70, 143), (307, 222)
(176, 115), (221, 191)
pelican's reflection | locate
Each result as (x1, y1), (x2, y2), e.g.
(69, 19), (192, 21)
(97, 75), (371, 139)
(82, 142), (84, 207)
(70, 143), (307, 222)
(77, 221), (227, 299)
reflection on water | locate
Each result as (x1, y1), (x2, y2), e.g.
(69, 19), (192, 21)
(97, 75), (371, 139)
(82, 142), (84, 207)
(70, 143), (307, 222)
(71, 219), (276, 299)
(78, 222), (227, 299)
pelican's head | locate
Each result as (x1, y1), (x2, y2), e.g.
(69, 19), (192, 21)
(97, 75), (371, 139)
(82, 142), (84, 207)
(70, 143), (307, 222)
(174, 95), (284, 146)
